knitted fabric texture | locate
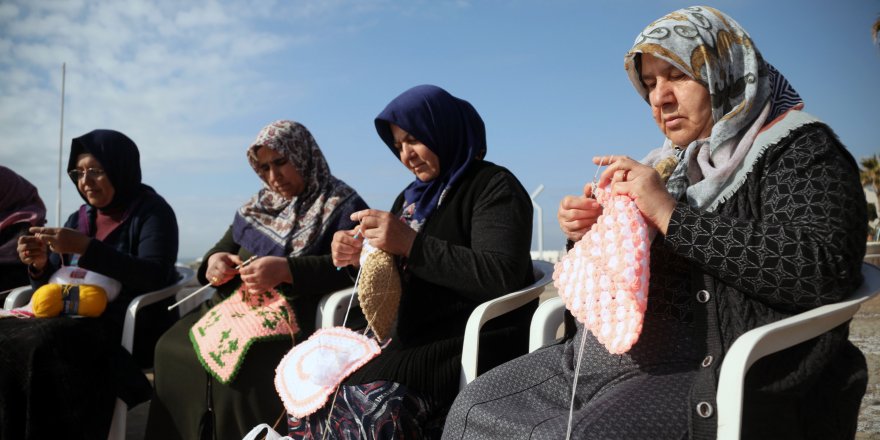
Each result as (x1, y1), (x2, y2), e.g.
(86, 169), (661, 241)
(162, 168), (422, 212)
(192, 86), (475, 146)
(357, 240), (402, 341)
(190, 287), (298, 384)
(553, 187), (651, 354)
(274, 327), (381, 418)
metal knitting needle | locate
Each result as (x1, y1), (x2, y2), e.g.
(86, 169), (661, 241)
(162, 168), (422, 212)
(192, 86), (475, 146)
(167, 256), (258, 311)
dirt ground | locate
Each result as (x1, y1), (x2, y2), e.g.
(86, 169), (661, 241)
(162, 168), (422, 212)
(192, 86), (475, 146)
(853, 293), (880, 439)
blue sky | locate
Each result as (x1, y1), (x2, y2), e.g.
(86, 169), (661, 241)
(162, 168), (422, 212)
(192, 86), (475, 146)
(2, 0), (878, 260)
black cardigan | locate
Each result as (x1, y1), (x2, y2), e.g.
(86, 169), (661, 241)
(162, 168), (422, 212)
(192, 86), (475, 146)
(661, 123), (867, 439)
(344, 160), (535, 407)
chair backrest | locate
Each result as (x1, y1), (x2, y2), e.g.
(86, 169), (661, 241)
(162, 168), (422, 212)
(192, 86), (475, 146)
(458, 259), (555, 389)
(716, 261), (880, 438)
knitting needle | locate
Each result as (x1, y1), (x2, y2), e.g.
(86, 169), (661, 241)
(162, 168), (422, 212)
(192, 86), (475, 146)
(167, 256), (258, 311)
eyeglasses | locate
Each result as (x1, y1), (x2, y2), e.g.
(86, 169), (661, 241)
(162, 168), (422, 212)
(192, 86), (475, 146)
(68, 168), (106, 180)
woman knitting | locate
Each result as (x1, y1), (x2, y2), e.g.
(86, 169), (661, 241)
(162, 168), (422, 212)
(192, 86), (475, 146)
(443, 6), (867, 439)
(288, 84), (535, 438)
(6, 129), (180, 439)
(146, 120), (368, 440)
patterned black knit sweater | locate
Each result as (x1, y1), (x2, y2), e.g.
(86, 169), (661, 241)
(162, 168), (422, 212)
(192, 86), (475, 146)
(660, 122), (868, 439)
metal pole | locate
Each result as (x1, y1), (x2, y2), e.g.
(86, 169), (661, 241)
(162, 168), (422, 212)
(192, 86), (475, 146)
(57, 62), (66, 227)
(530, 184), (545, 258)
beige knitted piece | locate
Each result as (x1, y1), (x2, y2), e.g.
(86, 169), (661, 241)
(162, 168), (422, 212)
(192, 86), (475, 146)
(357, 242), (402, 341)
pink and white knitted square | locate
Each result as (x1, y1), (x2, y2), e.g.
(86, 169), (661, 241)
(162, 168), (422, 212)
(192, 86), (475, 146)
(274, 327), (381, 418)
(553, 187), (651, 354)
(190, 287), (298, 384)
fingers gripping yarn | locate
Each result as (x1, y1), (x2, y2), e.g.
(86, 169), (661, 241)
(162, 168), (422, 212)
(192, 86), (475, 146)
(553, 187), (651, 354)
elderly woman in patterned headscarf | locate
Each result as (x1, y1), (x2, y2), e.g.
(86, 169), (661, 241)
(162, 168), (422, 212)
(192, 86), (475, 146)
(146, 120), (368, 440)
(444, 6), (866, 439)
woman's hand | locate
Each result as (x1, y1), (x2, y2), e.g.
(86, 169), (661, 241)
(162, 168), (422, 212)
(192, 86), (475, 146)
(239, 256), (291, 296)
(351, 209), (417, 257)
(558, 183), (603, 242)
(26, 226), (92, 256)
(596, 155), (676, 234)
(206, 252), (243, 286)
(331, 229), (364, 269)
(17, 233), (49, 271)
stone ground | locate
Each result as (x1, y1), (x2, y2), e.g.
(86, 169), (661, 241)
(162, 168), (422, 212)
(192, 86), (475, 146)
(125, 288), (880, 440)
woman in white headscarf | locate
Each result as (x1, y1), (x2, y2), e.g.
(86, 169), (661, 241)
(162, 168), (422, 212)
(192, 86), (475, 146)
(444, 6), (867, 439)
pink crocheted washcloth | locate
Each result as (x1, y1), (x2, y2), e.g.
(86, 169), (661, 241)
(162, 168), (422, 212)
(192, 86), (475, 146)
(274, 327), (381, 418)
(553, 187), (651, 354)
(190, 287), (298, 384)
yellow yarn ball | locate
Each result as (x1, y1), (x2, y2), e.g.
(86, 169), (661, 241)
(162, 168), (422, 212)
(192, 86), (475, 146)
(32, 284), (64, 318)
(32, 284), (109, 318)
(63, 285), (108, 317)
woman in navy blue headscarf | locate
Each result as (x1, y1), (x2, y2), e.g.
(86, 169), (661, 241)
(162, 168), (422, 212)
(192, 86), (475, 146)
(287, 85), (535, 438)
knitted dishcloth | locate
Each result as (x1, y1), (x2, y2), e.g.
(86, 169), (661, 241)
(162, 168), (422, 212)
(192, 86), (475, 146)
(274, 327), (381, 418)
(553, 187), (651, 354)
(190, 287), (298, 384)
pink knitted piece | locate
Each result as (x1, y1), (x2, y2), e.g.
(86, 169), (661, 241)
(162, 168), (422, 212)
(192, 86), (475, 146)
(553, 187), (651, 354)
(190, 288), (298, 384)
(274, 327), (381, 418)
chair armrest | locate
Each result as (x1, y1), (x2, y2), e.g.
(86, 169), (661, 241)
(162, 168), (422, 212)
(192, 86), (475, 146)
(315, 286), (357, 329)
(716, 262), (880, 439)
(120, 266), (195, 353)
(4, 286), (35, 310)
(528, 296), (565, 353)
(459, 260), (555, 390)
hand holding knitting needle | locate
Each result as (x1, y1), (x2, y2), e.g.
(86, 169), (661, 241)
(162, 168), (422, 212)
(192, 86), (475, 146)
(167, 256), (258, 311)
(239, 256), (292, 296)
(350, 209), (417, 257)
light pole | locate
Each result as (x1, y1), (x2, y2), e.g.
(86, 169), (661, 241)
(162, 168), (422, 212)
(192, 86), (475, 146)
(530, 184), (545, 258)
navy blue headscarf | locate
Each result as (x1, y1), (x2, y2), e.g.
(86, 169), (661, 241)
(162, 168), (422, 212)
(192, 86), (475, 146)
(375, 85), (486, 227)
(67, 129), (151, 212)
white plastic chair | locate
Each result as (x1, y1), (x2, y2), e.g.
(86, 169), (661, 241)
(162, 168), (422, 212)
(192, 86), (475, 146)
(315, 260), (556, 391)
(527, 262), (880, 440)
(459, 260), (554, 389)
(3, 265), (196, 440)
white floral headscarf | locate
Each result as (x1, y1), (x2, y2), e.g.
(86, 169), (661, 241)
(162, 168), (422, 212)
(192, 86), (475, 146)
(626, 6), (803, 211)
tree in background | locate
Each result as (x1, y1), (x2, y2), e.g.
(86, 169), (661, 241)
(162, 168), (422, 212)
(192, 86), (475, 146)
(874, 15), (880, 44)
(862, 155), (880, 241)
(862, 155), (880, 195)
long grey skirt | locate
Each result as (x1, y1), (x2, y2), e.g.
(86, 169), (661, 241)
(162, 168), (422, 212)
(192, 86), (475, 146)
(443, 316), (700, 440)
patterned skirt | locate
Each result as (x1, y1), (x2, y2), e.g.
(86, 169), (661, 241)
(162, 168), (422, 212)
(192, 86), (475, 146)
(288, 380), (445, 439)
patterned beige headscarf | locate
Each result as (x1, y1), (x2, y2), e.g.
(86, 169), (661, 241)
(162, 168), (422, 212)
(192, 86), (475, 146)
(626, 6), (804, 211)
(234, 120), (357, 257)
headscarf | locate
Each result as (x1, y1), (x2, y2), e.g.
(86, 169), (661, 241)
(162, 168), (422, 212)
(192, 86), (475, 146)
(67, 129), (150, 212)
(625, 6), (805, 211)
(233, 120), (357, 257)
(374, 85), (487, 230)
(0, 166), (47, 263)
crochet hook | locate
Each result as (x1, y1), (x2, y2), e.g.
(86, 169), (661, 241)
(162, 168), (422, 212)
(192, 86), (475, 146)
(167, 256), (259, 311)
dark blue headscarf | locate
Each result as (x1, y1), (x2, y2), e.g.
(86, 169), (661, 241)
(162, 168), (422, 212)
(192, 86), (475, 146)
(67, 129), (150, 212)
(375, 85), (486, 226)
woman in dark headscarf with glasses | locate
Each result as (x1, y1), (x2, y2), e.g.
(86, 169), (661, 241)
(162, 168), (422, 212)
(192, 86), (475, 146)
(289, 85), (535, 439)
(444, 6), (867, 440)
(5, 129), (179, 439)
